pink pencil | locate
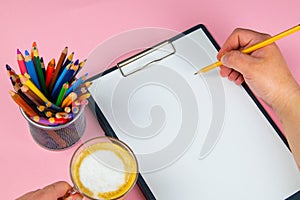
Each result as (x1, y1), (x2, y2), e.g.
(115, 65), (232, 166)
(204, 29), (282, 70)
(17, 49), (27, 74)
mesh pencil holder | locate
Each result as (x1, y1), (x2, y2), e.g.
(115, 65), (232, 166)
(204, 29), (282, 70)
(20, 106), (86, 151)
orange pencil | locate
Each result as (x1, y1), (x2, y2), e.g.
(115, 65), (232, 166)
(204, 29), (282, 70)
(45, 59), (55, 88)
(31, 41), (37, 59)
(9, 90), (38, 117)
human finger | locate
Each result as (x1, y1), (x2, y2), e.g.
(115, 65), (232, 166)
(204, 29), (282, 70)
(220, 50), (259, 76)
(228, 70), (241, 81)
(16, 190), (40, 200)
(234, 75), (245, 85)
(217, 28), (270, 60)
(42, 181), (72, 198)
(219, 65), (232, 77)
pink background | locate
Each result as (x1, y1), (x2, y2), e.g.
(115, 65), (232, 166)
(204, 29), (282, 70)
(1, 0), (300, 199)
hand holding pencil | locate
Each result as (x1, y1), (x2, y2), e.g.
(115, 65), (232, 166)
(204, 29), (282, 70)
(206, 25), (300, 113)
(195, 24), (300, 74)
(6, 43), (91, 126)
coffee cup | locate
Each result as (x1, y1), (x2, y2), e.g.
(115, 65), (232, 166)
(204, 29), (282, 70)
(63, 136), (138, 200)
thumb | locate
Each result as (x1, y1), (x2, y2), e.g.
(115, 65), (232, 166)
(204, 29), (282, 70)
(221, 50), (256, 75)
(63, 193), (83, 200)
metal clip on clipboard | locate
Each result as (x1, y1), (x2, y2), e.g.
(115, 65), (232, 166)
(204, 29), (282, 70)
(117, 41), (176, 77)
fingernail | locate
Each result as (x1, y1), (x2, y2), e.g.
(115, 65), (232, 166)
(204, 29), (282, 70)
(220, 54), (227, 64)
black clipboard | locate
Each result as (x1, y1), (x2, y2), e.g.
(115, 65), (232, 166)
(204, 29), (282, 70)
(87, 24), (300, 199)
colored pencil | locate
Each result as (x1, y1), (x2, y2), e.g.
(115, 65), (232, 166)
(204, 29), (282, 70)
(9, 90), (38, 117)
(50, 63), (72, 99)
(64, 73), (88, 97)
(80, 99), (89, 106)
(64, 106), (71, 113)
(15, 87), (45, 118)
(37, 105), (47, 112)
(45, 111), (54, 118)
(70, 59), (87, 82)
(73, 99), (88, 107)
(40, 57), (46, 77)
(31, 42), (37, 59)
(55, 82), (69, 106)
(59, 52), (74, 75)
(45, 101), (63, 112)
(6, 64), (21, 86)
(10, 79), (40, 115)
(78, 93), (90, 101)
(37, 105), (58, 115)
(33, 48), (48, 97)
(48, 47), (68, 94)
(71, 106), (79, 114)
(24, 50), (41, 90)
(17, 49), (27, 74)
(55, 112), (73, 119)
(7, 43), (91, 126)
(31, 116), (53, 126)
(21, 85), (44, 105)
(74, 86), (87, 96)
(19, 74), (49, 102)
(48, 117), (69, 125)
(195, 24), (300, 74)
(61, 92), (77, 108)
(45, 59), (55, 88)
(51, 60), (78, 100)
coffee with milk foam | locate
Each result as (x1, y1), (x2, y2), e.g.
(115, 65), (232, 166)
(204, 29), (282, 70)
(71, 142), (138, 199)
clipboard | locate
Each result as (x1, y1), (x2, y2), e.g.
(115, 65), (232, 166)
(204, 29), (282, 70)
(86, 24), (300, 199)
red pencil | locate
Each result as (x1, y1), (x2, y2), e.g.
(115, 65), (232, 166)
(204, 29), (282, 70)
(48, 117), (70, 125)
(45, 58), (55, 88)
(17, 49), (27, 74)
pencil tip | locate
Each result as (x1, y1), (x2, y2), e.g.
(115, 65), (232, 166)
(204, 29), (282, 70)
(6, 64), (11, 70)
(24, 50), (30, 56)
(17, 49), (21, 54)
(32, 41), (37, 47)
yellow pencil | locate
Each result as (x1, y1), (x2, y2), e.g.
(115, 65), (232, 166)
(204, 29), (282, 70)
(78, 93), (91, 101)
(195, 24), (300, 74)
(61, 92), (77, 108)
(19, 74), (50, 102)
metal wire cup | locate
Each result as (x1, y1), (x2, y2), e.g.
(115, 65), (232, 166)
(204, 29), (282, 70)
(20, 106), (86, 151)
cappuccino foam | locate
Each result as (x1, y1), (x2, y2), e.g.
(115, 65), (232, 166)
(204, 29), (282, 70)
(72, 142), (137, 199)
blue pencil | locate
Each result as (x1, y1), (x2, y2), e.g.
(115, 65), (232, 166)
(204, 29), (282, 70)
(45, 101), (63, 112)
(64, 73), (88, 98)
(51, 60), (78, 100)
(24, 50), (41, 90)
(51, 62), (72, 98)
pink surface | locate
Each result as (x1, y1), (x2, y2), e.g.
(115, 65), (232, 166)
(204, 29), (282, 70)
(1, 0), (300, 199)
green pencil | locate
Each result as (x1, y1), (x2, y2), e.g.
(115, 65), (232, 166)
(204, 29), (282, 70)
(33, 48), (48, 97)
(55, 82), (69, 106)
